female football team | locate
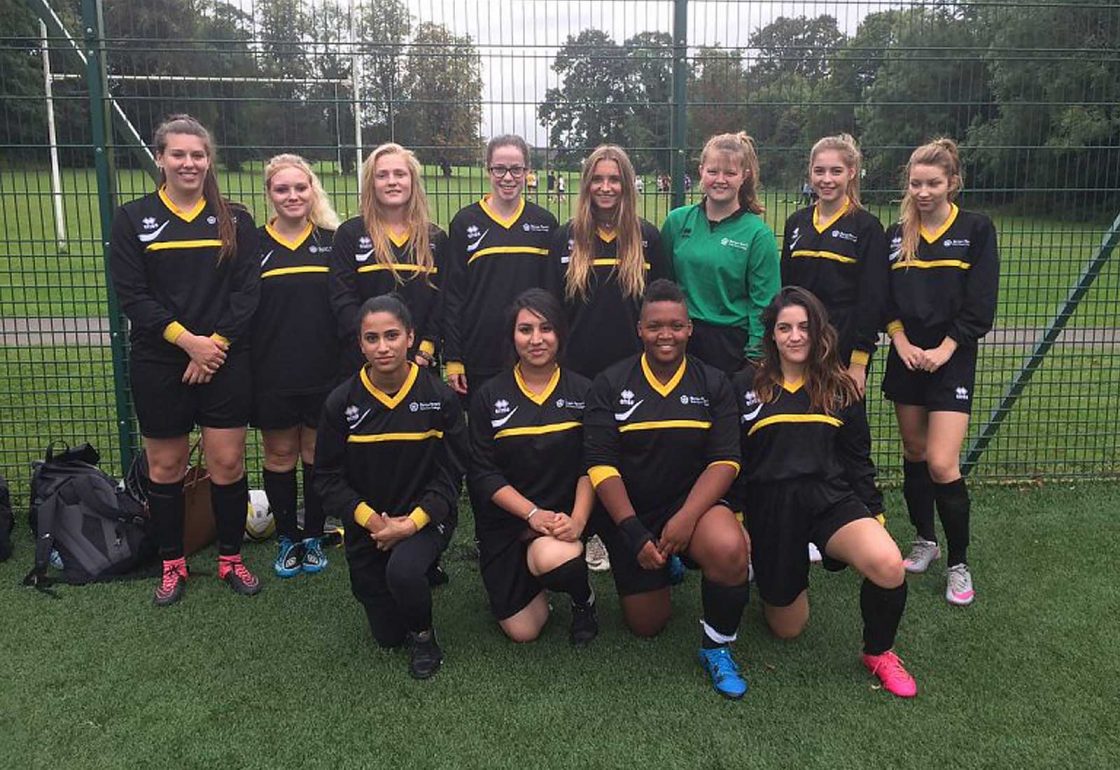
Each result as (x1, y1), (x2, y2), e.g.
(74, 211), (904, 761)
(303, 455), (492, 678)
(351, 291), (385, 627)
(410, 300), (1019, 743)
(110, 115), (998, 696)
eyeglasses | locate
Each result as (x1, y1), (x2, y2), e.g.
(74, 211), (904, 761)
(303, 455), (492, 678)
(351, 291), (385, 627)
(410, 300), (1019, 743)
(488, 165), (527, 179)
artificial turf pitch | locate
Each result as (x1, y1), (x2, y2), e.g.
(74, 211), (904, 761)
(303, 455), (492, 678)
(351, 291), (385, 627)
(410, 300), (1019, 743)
(1, 483), (1117, 768)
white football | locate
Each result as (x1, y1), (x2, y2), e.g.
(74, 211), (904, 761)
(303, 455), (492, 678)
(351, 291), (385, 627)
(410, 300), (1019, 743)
(244, 489), (275, 541)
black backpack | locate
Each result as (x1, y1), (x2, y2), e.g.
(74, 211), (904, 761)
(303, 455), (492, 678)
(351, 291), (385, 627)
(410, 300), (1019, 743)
(0, 473), (12, 562)
(23, 443), (156, 592)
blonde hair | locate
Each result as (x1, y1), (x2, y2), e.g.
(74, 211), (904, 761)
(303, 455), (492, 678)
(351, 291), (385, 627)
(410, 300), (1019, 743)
(359, 143), (434, 285)
(699, 132), (764, 215)
(566, 145), (646, 302)
(898, 137), (962, 264)
(264, 153), (340, 230)
(809, 133), (863, 209)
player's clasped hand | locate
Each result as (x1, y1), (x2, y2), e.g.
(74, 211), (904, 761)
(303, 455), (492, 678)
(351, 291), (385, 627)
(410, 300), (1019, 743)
(547, 512), (583, 542)
(180, 333), (227, 382)
(636, 540), (667, 570)
(894, 334), (925, 371)
(658, 511), (696, 556)
(527, 508), (560, 536)
(918, 339), (957, 373)
(372, 515), (417, 551)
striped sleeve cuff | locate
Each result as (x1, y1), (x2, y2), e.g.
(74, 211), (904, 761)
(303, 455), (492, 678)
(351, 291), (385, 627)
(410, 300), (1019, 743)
(407, 506), (431, 531)
(849, 350), (870, 367)
(162, 321), (187, 344)
(210, 333), (230, 348)
(886, 320), (904, 338)
(445, 361), (465, 376)
(588, 465), (621, 488)
(707, 459), (741, 476)
(418, 340), (436, 356)
(354, 502), (376, 529)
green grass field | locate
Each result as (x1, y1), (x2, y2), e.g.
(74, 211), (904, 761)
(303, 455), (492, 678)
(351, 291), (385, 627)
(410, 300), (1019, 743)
(1, 165), (1117, 326)
(1, 482), (1118, 767)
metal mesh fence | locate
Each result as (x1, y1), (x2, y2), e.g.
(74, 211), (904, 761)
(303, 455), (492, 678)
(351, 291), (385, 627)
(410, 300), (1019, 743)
(2, 0), (1118, 501)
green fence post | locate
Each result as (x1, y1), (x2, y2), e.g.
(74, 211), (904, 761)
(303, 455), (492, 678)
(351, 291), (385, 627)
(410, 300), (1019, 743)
(82, 0), (135, 475)
(669, 0), (688, 209)
(963, 210), (1120, 475)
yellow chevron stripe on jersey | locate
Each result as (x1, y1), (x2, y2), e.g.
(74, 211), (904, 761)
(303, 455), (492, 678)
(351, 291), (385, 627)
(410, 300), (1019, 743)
(920, 203), (959, 243)
(347, 429), (444, 443)
(891, 259), (971, 271)
(812, 199), (849, 233)
(261, 265), (329, 279)
(356, 263), (438, 275)
(360, 362), (419, 409)
(467, 245), (549, 265)
(479, 195), (525, 229)
(158, 187), (205, 222)
(495, 421), (581, 440)
(592, 258), (652, 269)
(146, 239), (223, 252)
(790, 249), (857, 264)
(388, 228), (410, 248)
(619, 419), (711, 433)
(641, 354), (687, 397)
(747, 413), (842, 437)
(514, 363), (561, 405)
(597, 227), (617, 243)
(266, 221), (313, 250)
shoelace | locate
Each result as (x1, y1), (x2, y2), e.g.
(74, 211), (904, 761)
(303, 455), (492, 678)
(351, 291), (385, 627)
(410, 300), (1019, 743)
(908, 541), (935, 562)
(158, 563), (184, 594)
(707, 649), (740, 679)
(868, 651), (907, 677)
(948, 566), (971, 593)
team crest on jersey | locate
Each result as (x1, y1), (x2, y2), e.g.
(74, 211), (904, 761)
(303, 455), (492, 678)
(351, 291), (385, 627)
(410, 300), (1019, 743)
(410, 401), (442, 413)
(308, 245), (318, 253)
(142, 217), (158, 230)
(955, 386), (970, 401)
(680, 394), (709, 406)
(555, 398), (585, 410)
(832, 229), (858, 243)
(207, 215), (217, 225)
(522, 223), (551, 233)
(619, 389), (635, 406)
(944, 239), (971, 248)
(720, 237), (751, 251)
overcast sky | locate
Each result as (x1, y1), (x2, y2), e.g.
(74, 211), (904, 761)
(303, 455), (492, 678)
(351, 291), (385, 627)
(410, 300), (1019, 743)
(400, 0), (878, 143)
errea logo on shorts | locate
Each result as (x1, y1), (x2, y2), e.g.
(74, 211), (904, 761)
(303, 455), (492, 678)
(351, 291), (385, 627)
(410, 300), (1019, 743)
(409, 401), (442, 412)
(719, 237), (752, 251)
(955, 387), (970, 401)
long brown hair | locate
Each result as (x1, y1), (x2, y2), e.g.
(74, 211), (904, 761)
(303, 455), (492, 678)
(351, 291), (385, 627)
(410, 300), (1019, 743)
(154, 114), (237, 262)
(809, 133), (863, 209)
(566, 145), (646, 302)
(754, 286), (858, 415)
(897, 137), (962, 264)
(699, 132), (764, 215)
(264, 153), (341, 229)
(359, 143), (434, 285)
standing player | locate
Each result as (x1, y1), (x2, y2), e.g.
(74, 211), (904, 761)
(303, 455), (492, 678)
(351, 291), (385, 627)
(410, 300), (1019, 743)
(883, 138), (999, 606)
(443, 135), (558, 402)
(315, 295), (467, 679)
(330, 143), (447, 376)
(585, 279), (751, 700)
(109, 114), (260, 605)
(733, 287), (917, 698)
(661, 133), (780, 374)
(468, 290), (598, 645)
(781, 134), (889, 549)
(253, 154), (341, 578)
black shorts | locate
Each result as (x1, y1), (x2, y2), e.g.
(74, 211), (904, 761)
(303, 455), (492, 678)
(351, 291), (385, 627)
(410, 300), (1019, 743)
(687, 320), (747, 375)
(478, 534), (544, 621)
(598, 507), (699, 597)
(251, 388), (330, 431)
(746, 482), (871, 607)
(130, 352), (251, 439)
(882, 342), (978, 414)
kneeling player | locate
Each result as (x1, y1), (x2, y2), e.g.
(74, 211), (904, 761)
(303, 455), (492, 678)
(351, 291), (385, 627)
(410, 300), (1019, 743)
(315, 295), (466, 679)
(468, 289), (597, 645)
(733, 286), (917, 697)
(585, 279), (750, 699)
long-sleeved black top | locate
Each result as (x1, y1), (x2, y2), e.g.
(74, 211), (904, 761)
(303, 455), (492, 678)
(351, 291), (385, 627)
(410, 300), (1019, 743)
(109, 188), (260, 363)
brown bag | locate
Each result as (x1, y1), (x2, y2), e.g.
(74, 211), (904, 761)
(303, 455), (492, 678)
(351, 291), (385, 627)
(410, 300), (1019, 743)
(182, 441), (216, 556)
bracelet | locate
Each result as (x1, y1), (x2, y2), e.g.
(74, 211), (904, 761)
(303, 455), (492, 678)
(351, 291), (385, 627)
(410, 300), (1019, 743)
(525, 506), (539, 521)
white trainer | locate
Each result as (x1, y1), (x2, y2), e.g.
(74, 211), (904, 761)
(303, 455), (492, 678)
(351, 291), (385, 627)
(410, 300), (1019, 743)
(903, 538), (941, 573)
(946, 563), (975, 606)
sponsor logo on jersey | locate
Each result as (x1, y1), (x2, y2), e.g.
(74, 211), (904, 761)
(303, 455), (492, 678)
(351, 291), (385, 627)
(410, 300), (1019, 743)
(260, 250), (274, 267)
(719, 237), (752, 251)
(207, 215), (217, 225)
(466, 228), (490, 252)
(522, 223), (551, 233)
(943, 239), (971, 248)
(319, 245), (331, 252)
(356, 235), (373, 262)
(494, 399), (511, 414)
(491, 405), (519, 428)
(955, 386), (969, 401)
(619, 389), (635, 406)
(345, 405), (371, 430)
(555, 398), (585, 410)
(789, 226), (801, 249)
(680, 394), (710, 406)
(466, 224), (480, 239)
(614, 398), (644, 422)
(409, 401), (442, 412)
(137, 220), (170, 243)
(832, 229), (858, 243)
(142, 217), (158, 230)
